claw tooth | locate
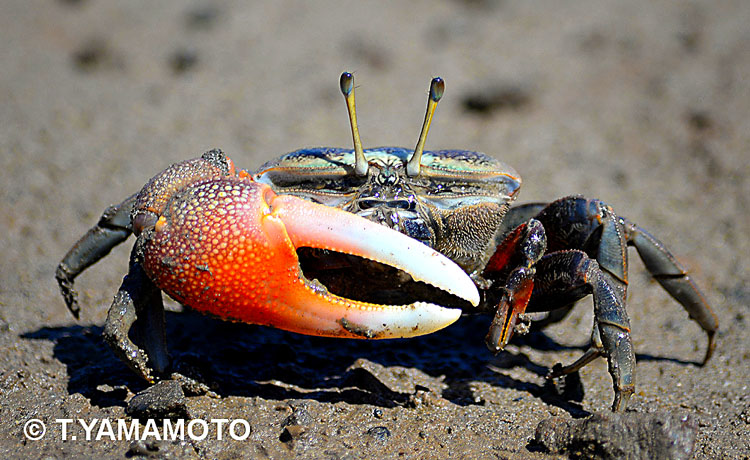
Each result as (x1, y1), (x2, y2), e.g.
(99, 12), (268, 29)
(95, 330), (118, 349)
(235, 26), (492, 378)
(361, 235), (480, 307)
(339, 302), (463, 338)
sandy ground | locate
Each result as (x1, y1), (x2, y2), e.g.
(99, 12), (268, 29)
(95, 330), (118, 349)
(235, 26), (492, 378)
(1, 1), (749, 458)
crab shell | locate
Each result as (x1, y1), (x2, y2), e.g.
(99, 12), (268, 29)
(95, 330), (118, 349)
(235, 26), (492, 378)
(134, 148), (520, 340)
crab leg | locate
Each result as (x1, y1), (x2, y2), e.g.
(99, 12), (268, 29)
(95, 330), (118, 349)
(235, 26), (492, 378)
(141, 178), (478, 341)
(104, 251), (168, 382)
(56, 194), (137, 318)
(537, 250), (636, 412)
(513, 196), (717, 364)
(623, 221), (718, 363)
(512, 196), (715, 410)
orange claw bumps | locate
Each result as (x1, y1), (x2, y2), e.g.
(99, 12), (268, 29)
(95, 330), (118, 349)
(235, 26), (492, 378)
(137, 154), (478, 340)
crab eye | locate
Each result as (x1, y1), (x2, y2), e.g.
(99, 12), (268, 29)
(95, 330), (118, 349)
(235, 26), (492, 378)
(406, 77), (444, 177)
(340, 72), (369, 177)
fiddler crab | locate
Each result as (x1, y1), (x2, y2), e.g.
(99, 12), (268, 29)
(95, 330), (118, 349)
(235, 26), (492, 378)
(57, 72), (718, 411)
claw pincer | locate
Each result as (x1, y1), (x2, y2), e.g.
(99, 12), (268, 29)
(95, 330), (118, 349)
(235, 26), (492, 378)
(132, 151), (477, 340)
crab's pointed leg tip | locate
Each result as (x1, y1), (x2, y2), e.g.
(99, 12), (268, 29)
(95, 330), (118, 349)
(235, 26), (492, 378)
(701, 331), (716, 366)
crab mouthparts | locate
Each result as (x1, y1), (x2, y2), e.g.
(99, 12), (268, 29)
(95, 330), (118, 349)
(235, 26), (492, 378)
(297, 248), (475, 310)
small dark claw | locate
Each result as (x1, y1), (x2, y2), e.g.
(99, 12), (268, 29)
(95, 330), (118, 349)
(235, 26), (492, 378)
(485, 266), (535, 352)
(484, 219), (546, 352)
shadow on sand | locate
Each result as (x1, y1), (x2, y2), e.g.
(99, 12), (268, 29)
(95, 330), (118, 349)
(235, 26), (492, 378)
(23, 311), (700, 418)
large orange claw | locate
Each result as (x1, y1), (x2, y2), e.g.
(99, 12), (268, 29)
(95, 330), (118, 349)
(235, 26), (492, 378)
(141, 177), (479, 339)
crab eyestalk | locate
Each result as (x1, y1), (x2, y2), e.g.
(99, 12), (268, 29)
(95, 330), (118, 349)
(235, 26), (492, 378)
(406, 77), (444, 177)
(340, 72), (369, 177)
(141, 178), (479, 340)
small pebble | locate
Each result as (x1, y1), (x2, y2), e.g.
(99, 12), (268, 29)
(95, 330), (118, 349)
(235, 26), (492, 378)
(366, 426), (391, 442)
